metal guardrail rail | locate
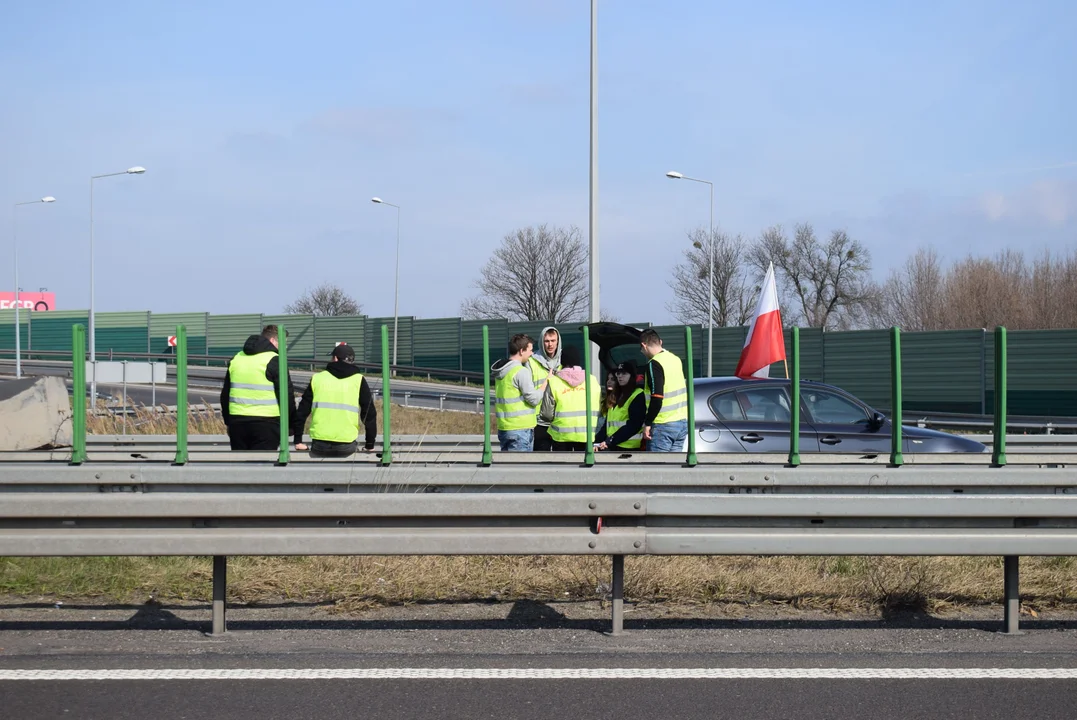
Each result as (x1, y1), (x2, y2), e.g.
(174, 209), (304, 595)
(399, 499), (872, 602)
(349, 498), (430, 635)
(3, 323), (1076, 640)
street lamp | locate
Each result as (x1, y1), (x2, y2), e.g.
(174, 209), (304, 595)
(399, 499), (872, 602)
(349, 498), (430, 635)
(12, 196), (56, 379)
(89, 166), (145, 402)
(371, 197), (401, 367)
(666, 170), (715, 377)
(588, 0), (600, 375)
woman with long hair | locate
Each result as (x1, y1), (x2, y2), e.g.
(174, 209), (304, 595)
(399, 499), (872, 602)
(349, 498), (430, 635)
(594, 360), (646, 451)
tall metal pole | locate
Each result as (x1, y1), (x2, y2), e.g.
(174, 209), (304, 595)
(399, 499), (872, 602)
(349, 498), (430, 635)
(707, 182), (714, 378)
(13, 198), (55, 379)
(393, 204), (400, 367)
(588, 0), (599, 370)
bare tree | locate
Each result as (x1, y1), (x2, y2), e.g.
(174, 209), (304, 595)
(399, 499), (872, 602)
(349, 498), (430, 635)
(873, 247), (946, 330)
(461, 224), (588, 322)
(750, 223), (878, 329)
(284, 283), (362, 316)
(667, 228), (755, 326)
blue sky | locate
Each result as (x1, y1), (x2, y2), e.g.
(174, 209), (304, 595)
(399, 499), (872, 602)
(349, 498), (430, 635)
(3, 0), (1075, 323)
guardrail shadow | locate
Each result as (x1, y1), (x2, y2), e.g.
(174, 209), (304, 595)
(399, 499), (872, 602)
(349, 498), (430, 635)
(0, 598), (1070, 634)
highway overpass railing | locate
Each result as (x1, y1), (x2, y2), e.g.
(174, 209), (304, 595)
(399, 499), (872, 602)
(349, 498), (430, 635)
(2, 324), (1076, 637)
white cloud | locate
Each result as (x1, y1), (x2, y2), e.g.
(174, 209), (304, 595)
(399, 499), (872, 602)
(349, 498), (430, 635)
(975, 179), (1077, 227)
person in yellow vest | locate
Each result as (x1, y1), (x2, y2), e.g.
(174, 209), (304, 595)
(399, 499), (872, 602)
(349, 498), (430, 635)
(594, 360), (646, 451)
(528, 326), (562, 451)
(640, 328), (689, 452)
(538, 345), (601, 451)
(293, 342), (377, 457)
(492, 333), (545, 451)
(219, 325), (299, 451)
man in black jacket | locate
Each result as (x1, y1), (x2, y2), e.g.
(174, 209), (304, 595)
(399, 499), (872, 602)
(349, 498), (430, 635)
(294, 342), (378, 457)
(220, 325), (300, 450)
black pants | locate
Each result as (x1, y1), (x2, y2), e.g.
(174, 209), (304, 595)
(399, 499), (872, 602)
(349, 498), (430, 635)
(552, 440), (588, 451)
(533, 424), (554, 451)
(310, 439), (358, 458)
(227, 420), (281, 450)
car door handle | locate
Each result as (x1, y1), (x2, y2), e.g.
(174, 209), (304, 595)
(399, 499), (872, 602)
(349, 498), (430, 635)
(820, 436), (842, 445)
(740, 433), (764, 443)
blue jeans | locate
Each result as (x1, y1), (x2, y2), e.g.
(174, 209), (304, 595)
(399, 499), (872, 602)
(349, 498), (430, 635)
(648, 419), (688, 452)
(498, 428), (534, 452)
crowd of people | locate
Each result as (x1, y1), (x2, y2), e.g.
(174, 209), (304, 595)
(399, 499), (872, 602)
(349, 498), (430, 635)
(218, 324), (689, 456)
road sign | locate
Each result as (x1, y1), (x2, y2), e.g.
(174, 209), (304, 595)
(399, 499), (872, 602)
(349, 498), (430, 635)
(167, 336), (177, 347)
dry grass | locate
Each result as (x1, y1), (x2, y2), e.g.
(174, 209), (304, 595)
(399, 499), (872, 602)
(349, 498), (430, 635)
(86, 401), (484, 436)
(3, 555), (1075, 614)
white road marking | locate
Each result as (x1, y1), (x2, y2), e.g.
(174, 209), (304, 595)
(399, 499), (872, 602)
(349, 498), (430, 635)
(1, 668), (1076, 681)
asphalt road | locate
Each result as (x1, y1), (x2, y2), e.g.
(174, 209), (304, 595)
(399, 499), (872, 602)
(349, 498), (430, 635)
(1, 602), (1076, 719)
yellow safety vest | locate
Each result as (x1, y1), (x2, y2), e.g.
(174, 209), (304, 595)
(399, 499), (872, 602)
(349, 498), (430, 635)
(227, 351), (279, 418)
(495, 364), (538, 431)
(548, 374), (601, 443)
(528, 356), (556, 417)
(309, 371), (364, 444)
(605, 388), (644, 449)
(646, 350), (688, 425)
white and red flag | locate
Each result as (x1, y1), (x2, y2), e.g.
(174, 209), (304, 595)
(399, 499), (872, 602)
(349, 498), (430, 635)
(734, 262), (787, 379)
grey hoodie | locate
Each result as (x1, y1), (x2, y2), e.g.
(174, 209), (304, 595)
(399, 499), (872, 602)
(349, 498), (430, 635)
(491, 357), (544, 409)
(531, 326), (562, 427)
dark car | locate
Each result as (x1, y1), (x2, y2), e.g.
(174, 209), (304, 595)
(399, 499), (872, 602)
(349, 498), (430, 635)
(585, 322), (987, 455)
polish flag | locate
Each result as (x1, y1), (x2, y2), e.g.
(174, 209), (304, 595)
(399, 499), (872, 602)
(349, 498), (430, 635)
(734, 263), (786, 379)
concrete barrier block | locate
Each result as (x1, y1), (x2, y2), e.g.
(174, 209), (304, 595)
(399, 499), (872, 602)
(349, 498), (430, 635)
(0, 376), (73, 450)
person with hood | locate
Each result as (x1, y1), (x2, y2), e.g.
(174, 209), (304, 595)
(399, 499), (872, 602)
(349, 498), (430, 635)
(594, 360), (646, 451)
(538, 345), (601, 451)
(293, 342), (377, 457)
(528, 326), (562, 451)
(219, 324), (299, 451)
(492, 333), (546, 451)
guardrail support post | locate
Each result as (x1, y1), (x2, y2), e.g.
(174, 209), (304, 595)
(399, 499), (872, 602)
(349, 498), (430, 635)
(788, 327), (801, 467)
(481, 325), (492, 465)
(71, 324), (87, 465)
(992, 326), (1007, 467)
(380, 324), (392, 466)
(583, 325), (595, 467)
(890, 326), (903, 467)
(1003, 555), (1022, 635)
(685, 326), (697, 467)
(611, 554), (625, 635)
(211, 555), (228, 636)
(174, 325), (188, 465)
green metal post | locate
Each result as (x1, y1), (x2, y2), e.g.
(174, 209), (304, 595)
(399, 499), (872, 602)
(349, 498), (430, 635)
(277, 324), (289, 465)
(380, 324), (392, 465)
(583, 325), (595, 466)
(70, 324), (87, 465)
(482, 325), (493, 465)
(788, 327), (801, 467)
(174, 325), (188, 465)
(890, 326), (903, 466)
(993, 326), (1008, 466)
(685, 326), (697, 466)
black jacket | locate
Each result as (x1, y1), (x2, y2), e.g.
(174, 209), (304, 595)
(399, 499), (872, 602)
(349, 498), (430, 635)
(220, 335), (299, 432)
(294, 360), (378, 449)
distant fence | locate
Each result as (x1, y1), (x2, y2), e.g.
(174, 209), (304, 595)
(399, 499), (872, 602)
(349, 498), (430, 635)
(2, 308), (1076, 416)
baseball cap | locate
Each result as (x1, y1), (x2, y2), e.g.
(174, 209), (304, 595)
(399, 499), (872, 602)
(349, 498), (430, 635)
(330, 343), (355, 362)
(614, 360), (636, 374)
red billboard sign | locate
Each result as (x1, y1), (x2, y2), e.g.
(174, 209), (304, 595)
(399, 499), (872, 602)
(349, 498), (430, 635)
(0, 292), (57, 311)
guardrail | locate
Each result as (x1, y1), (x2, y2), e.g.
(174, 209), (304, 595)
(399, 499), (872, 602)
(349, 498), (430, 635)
(3, 323), (1076, 639)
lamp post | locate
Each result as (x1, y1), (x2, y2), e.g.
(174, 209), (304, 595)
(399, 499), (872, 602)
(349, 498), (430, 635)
(371, 197), (401, 367)
(588, 0), (600, 374)
(666, 170), (714, 377)
(12, 196), (56, 378)
(89, 166), (145, 403)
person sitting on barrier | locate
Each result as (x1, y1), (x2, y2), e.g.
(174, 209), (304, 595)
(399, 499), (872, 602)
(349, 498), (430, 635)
(492, 333), (546, 451)
(220, 324), (300, 451)
(594, 360), (646, 452)
(293, 342), (377, 457)
(538, 345), (601, 451)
